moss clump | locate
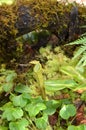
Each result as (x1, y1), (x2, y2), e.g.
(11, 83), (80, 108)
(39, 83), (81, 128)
(16, 0), (71, 34)
(0, 0), (86, 44)
(0, 3), (18, 43)
(0, 0), (86, 62)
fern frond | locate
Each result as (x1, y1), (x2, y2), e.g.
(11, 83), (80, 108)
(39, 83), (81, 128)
(67, 36), (86, 45)
(77, 52), (86, 67)
(66, 30), (86, 67)
(81, 33), (86, 37)
(80, 25), (86, 29)
(73, 44), (86, 59)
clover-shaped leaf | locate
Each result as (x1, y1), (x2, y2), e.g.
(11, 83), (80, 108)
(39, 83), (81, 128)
(60, 104), (76, 120)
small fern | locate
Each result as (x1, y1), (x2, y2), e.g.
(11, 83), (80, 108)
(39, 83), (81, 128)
(77, 52), (86, 67)
(66, 32), (86, 67)
(68, 36), (86, 45)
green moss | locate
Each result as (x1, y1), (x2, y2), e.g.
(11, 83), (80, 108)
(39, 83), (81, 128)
(0, 0), (86, 43)
(0, 0), (86, 61)
(0, 3), (18, 42)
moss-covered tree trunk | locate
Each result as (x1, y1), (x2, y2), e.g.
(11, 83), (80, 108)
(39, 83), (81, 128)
(0, 0), (86, 53)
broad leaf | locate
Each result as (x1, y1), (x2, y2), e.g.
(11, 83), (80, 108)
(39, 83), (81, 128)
(3, 82), (13, 92)
(2, 102), (13, 110)
(2, 107), (23, 121)
(14, 84), (31, 93)
(10, 94), (28, 107)
(74, 83), (86, 91)
(60, 66), (85, 83)
(35, 114), (48, 130)
(44, 100), (60, 115)
(6, 72), (17, 82)
(25, 102), (46, 117)
(9, 118), (28, 130)
(68, 124), (86, 130)
(60, 104), (76, 119)
(45, 79), (77, 92)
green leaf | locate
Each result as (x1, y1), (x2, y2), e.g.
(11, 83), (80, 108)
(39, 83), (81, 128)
(10, 94), (28, 107)
(22, 93), (31, 100)
(60, 66), (85, 83)
(2, 107), (23, 121)
(2, 102), (13, 110)
(44, 100), (60, 115)
(35, 114), (48, 130)
(6, 72), (17, 82)
(9, 118), (28, 130)
(74, 83), (86, 91)
(25, 96), (45, 117)
(14, 84), (31, 93)
(29, 31), (38, 43)
(73, 45), (86, 60)
(25, 102), (46, 117)
(68, 125), (86, 130)
(68, 125), (75, 130)
(45, 79), (77, 92)
(3, 82), (13, 92)
(12, 107), (23, 120)
(60, 104), (76, 120)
